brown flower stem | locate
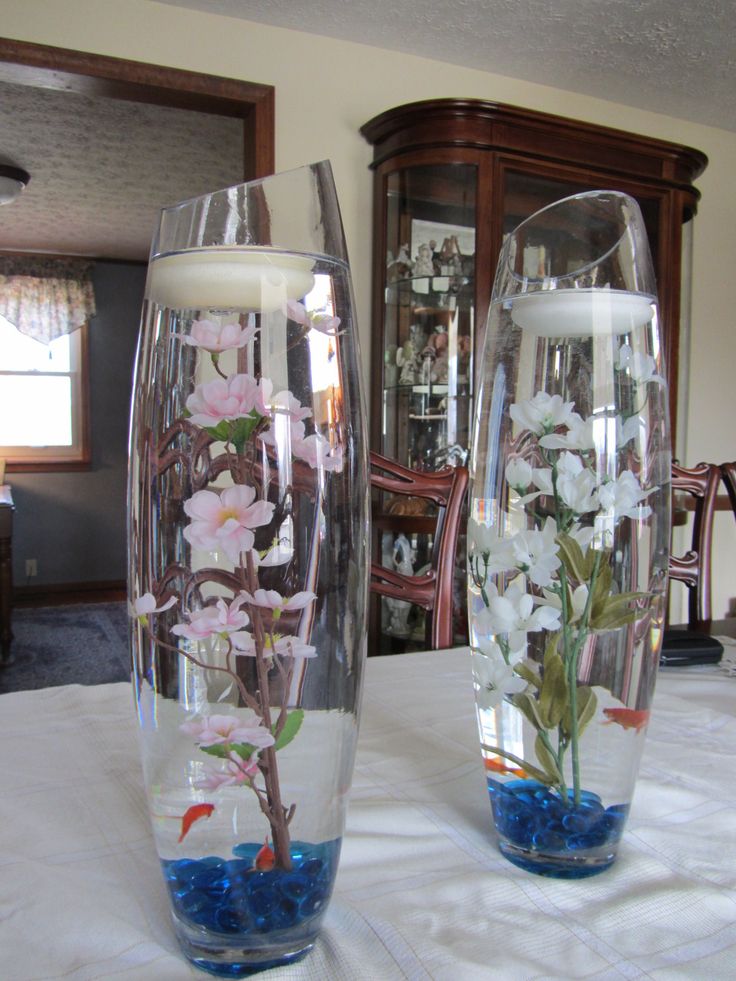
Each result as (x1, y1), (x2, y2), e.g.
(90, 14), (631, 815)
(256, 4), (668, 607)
(141, 622), (259, 712)
(244, 550), (293, 870)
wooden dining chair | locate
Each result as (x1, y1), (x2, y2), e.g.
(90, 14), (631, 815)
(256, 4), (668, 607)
(720, 461), (736, 518)
(370, 451), (468, 650)
(669, 460), (721, 629)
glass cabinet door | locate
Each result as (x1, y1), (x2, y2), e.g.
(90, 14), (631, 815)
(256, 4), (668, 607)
(381, 162), (477, 468)
(373, 162), (477, 653)
(362, 99), (706, 655)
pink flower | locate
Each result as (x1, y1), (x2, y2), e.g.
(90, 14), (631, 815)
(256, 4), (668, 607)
(180, 319), (257, 352)
(185, 374), (268, 428)
(285, 299), (342, 335)
(271, 635), (317, 659)
(180, 711), (274, 748)
(194, 750), (261, 790)
(259, 417), (306, 450)
(183, 485), (274, 564)
(266, 389), (312, 424)
(230, 631), (317, 659)
(255, 540), (293, 567)
(171, 596), (250, 641)
(293, 434), (344, 472)
(242, 588), (316, 620)
(129, 592), (176, 622)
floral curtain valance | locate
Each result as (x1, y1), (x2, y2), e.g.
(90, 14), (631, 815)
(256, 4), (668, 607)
(0, 255), (97, 345)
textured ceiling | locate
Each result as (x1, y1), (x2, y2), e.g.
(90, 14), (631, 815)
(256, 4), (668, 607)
(2, 1), (732, 261)
(0, 80), (245, 262)
(157, 0), (736, 133)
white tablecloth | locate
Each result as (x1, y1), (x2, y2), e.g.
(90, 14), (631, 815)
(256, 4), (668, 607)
(1, 647), (734, 980)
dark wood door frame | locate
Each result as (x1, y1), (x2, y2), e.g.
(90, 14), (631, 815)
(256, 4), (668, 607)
(0, 37), (274, 180)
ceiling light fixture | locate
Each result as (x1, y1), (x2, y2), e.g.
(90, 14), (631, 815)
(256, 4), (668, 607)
(0, 164), (31, 205)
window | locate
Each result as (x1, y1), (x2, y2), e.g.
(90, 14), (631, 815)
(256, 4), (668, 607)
(0, 315), (90, 470)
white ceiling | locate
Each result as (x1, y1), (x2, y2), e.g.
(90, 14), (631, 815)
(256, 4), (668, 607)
(158, 0), (736, 133)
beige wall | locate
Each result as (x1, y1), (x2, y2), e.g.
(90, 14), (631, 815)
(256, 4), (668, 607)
(5, 0), (736, 617)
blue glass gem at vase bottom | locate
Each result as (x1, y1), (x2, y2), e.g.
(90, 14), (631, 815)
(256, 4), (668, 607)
(488, 780), (629, 879)
(162, 839), (341, 976)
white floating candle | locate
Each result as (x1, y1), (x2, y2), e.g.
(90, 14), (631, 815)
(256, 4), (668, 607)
(147, 247), (316, 312)
(510, 288), (654, 337)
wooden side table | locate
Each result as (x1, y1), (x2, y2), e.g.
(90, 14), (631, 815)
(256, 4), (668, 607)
(0, 485), (14, 666)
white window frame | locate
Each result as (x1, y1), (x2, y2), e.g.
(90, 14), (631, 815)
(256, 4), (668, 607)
(0, 322), (90, 471)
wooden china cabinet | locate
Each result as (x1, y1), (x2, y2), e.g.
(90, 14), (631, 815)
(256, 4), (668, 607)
(360, 98), (707, 655)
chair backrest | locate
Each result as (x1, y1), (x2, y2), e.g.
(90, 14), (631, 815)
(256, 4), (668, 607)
(720, 461), (736, 516)
(370, 451), (468, 650)
(669, 460), (720, 629)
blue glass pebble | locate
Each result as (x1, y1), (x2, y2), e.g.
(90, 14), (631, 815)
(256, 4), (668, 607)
(488, 779), (629, 877)
(162, 838), (340, 946)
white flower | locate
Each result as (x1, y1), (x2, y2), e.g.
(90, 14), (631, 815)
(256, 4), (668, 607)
(533, 452), (599, 515)
(480, 578), (562, 651)
(507, 518), (561, 588)
(475, 634), (526, 665)
(617, 343), (664, 385)
(467, 520), (516, 574)
(472, 651), (527, 710)
(539, 412), (595, 451)
(616, 414), (643, 448)
(539, 583), (590, 623)
(510, 392), (575, 436)
(597, 470), (654, 522)
(505, 457), (533, 491)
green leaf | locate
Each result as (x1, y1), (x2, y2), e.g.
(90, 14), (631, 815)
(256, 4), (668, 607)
(544, 630), (562, 661)
(538, 652), (568, 729)
(480, 743), (555, 785)
(273, 709), (304, 752)
(561, 684), (597, 739)
(556, 533), (589, 584)
(513, 661), (542, 688)
(512, 691), (546, 732)
(590, 592), (652, 630)
(590, 560), (613, 614)
(205, 420), (233, 443)
(576, 685), (598, 738)
(203, 412), (264, 454)
(200, 741), (256, 759)
(534, 734), (563, 783)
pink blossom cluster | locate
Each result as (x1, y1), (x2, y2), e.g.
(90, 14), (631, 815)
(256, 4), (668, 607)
(179, 319), (258, 353)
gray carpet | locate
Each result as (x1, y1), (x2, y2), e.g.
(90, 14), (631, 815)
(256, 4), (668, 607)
(0, 602), (130, 693)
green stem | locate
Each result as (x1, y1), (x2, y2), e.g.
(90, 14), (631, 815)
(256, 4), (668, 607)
(567, 548), (603, 805)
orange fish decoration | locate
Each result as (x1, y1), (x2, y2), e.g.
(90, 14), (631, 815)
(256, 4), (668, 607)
(484, 756), (527, 778)
(603, 707), (650, 733)
(253, 838), (275, 871)
(177, 803), (215, 842)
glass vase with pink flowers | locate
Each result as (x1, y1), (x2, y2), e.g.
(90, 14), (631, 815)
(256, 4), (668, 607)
(127, 162), (368, 976)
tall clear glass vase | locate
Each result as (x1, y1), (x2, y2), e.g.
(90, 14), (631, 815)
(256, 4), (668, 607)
(467, 191), (670, 878)
(127, 161), (369, 974)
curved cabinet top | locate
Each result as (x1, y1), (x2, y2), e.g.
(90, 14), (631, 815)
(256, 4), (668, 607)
(360, 98), (707, 205)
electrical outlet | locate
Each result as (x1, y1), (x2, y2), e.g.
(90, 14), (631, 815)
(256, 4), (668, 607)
(25, 558), (37, 577)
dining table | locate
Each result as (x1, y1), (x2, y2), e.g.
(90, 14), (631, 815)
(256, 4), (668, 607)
(1, 640), (735, 981)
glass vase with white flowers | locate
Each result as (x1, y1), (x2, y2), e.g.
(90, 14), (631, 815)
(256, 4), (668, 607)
(468, 191), (671, 879)
(127, 163), (368, 975)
